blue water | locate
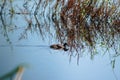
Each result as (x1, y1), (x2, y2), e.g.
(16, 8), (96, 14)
(0, 0), (120, 80)
(0, 32), (120, 80)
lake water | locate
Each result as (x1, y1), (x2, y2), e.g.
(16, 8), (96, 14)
(0, 0), (120, 80)
(0, 32), (120, 80)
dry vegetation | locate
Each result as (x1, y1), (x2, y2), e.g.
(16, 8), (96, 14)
(52, 0), (120, 59)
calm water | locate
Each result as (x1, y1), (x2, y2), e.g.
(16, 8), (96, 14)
(0, 0), (120, 80)
(1, 32), (120, 80)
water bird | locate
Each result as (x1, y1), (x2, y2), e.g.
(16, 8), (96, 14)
(50, 43), (69, 51)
